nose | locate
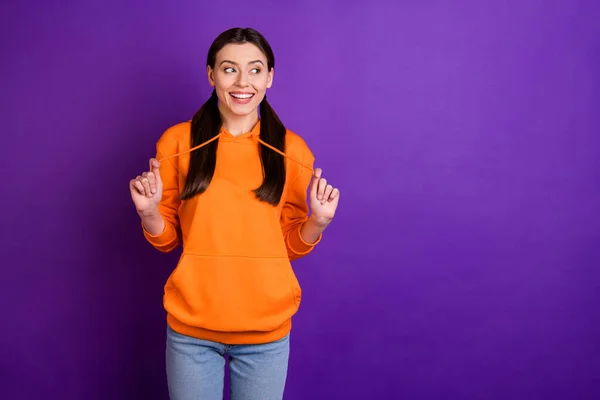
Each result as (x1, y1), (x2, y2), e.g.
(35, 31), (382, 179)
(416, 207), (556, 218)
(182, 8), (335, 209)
(236, 72), (249, 87)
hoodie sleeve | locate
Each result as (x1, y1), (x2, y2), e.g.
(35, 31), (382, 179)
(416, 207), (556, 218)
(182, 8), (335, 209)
(142, 136), (182, 252)
(280, 149), (322, 261)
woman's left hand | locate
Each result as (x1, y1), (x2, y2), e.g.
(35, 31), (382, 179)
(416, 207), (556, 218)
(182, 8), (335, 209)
(309, 168), (340, 224)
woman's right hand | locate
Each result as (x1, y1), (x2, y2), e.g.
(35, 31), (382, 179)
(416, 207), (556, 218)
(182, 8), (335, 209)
(130, 158), (163, 216)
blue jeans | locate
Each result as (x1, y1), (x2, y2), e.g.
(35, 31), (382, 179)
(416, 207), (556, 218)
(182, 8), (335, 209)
(165, 325), (290, 400)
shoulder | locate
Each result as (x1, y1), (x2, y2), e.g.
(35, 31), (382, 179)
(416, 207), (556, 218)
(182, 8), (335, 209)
(285, 128), (314, 163)
(156, 121), (191, 156)
(158, 121), (191, 145)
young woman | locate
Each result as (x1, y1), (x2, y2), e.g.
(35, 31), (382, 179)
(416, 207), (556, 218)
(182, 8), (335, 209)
(129, 27), (340, 399)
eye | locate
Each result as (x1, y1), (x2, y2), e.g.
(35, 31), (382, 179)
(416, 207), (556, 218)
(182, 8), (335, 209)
(224, 67), (236, 73)
(251, 68), (261, 74)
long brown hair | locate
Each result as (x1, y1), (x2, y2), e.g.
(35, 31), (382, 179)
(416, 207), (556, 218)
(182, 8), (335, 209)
(179, 28), (286, 206)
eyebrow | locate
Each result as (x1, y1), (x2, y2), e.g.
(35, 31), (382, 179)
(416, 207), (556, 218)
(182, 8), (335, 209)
(219, 59), (265, 66)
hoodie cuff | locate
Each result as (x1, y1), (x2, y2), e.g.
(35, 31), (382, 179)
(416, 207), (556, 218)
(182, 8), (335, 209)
(286, 223), (322, 256)
(142, 221), (179, 249)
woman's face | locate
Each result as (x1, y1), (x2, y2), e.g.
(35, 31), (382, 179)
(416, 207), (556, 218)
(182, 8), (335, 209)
(208, 42), (273, 118)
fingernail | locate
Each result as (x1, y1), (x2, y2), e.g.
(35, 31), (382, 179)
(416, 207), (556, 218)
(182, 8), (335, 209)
(152, 189), (156, 193)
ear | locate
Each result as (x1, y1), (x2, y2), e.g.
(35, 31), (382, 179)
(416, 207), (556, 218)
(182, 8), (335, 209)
(267, 67), (274, 88)
(207, 65), (215, 87)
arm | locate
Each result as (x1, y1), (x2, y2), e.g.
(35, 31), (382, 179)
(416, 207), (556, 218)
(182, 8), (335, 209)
(141, 211), (165, 235)
(280, 153), (323, 261)
(302, 165), (339, 240)
(299, 215), (331, 244)
(142, 144), (182, 252)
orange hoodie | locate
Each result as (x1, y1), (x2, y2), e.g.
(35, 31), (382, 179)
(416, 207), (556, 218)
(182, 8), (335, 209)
(142, 120), (321, 344)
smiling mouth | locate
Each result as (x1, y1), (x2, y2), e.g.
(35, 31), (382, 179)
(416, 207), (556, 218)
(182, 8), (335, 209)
(230, 93), (255, 99)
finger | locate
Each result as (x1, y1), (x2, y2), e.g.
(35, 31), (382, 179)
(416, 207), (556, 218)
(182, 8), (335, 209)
(328, 188), (340, 202)
(310, 168), (322, 199)
(149, 157), (160, 171)
(132, 177), (146, 195)
(149, 158), (161, 182)
(145, 171), (157, 194)
(140, 175), (152, 197)
(317, 178), (327, 200)
(130, 179), (143, 194)
(322, 184), (334, 205)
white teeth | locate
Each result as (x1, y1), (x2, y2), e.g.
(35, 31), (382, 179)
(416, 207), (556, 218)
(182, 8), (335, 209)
(231, 93), (254, 99)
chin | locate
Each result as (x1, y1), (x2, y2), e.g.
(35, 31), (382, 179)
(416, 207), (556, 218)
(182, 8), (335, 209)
(228, 103), (259, 116)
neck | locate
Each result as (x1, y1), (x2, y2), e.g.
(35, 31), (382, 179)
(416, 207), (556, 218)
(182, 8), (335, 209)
(218, 104), (259, 137)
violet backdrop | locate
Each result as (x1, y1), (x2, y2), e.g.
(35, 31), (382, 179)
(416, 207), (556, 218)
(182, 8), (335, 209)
(2, 0), (599, 399)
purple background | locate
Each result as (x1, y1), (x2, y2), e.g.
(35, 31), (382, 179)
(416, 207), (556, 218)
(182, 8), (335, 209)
(2, 0), (599, 399)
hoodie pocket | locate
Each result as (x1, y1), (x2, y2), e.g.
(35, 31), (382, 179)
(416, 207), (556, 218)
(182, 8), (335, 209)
(164, 253), (302, 333)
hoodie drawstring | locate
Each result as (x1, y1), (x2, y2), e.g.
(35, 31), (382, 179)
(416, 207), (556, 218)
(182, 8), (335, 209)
(157, 133), (315, 173)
